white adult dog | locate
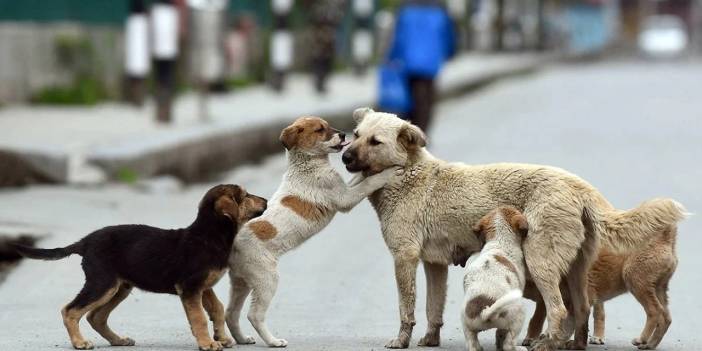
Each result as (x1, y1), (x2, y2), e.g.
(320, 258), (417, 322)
(462, 206), (529, 351)
(224, 116), (397, 347)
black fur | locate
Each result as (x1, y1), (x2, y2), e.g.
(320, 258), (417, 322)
(13, 184), (267, 307)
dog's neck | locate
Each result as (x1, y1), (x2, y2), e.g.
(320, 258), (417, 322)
(189, 212), (236, 252)
(484, 235), (524, 262)
(286, 150), (331, 174)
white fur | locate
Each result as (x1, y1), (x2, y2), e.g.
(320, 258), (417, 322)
(224, 128), (397, 347)
(461, 212), (528, 351)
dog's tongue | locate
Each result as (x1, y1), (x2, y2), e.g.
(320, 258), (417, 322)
(340, 140), (350, 147)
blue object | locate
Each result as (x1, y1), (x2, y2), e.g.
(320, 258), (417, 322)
(388, 2), (456, 78)
(378, 61), (412, 114)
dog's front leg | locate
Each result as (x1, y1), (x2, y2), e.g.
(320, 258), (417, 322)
(386, 253), (419, 349)
(202, 289), (235, 348)
(417, 261), (447, 347)
(337, 168), (399, 212)
(180, 291), (222, 351)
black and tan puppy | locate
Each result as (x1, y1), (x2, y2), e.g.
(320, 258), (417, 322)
(12, 184), (267, 351)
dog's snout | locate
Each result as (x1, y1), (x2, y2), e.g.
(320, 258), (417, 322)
(342, 148), (355, 165)
(338, 132), (346, 141)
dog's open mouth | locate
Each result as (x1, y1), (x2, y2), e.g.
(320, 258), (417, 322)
(332, 140), (350, 151)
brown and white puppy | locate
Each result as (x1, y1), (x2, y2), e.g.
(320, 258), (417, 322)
(341, 107), (687, 350)
(523, 225), (679, 350)
(462, 207), (529, 351)
(224, 116), (398, 347)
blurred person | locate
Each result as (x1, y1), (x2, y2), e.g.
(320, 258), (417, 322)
(304, 0), (346, 94)
(383, 0), (456, 132)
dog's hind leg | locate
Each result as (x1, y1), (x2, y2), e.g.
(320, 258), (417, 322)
(563, 236), (597, 350)
(589, 302), (606, 344)
(462, 327), (483, 351)
(417, 261), (447, 347)
(86, 283), (134, 346)
(225, 276), (255, 344)
(62, 261), (120, 350)
(203, 289), (234, 348)
(522, 298), (546, 346)
(502, 306), (527, 351)
(524, 261), (567, 351)
(247, 269), (287, 347)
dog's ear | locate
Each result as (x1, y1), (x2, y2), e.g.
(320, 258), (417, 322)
(397, 123), (427, 152)
(353, 107), (374, 124)
(510, 213), (529, 237)
(280, 125), (301, 150)
(215, 195), (239, 221)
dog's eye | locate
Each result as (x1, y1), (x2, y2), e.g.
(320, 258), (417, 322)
(353, 131), (359, 138)
(315, 127), (324, 133)
(370, 137), (382, 146)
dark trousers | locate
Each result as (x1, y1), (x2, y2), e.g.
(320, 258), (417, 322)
(407, 76), (436, 132)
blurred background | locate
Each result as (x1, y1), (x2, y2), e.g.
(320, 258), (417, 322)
(1, 1), (701, 350)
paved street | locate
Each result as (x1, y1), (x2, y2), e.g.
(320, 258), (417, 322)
(1, 59), (701, 350)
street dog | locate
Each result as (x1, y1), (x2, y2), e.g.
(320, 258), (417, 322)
(341, 107), (687, 350)
(224, 116), (398, 347)
(522, 224), (679, 350)
(12, 184), (267, 351)
(461, 206), (529, 351)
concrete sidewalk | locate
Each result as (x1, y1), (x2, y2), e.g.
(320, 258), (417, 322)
(0, 53), (552, 184)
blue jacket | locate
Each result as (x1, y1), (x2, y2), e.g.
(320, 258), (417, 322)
(388, 2), (456, 78)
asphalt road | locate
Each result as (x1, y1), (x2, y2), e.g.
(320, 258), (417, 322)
(1, 59), (701, 351)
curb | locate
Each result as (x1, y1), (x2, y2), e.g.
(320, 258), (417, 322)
(1, 54), (557, 185)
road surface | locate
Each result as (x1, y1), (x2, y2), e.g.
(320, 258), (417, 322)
(0, 59), (700, 350)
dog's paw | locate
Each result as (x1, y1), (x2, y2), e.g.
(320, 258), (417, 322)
(530, 337), (557, 351)
(198, 340), (223, 351)
(513, 346), (529, 351)
(632, 338), (644, 346)
(385, 337), (410, 349)
(215, 336), (235, 348)
(72, 340), (95, 350)
(637, 343), (656, 350)
(588, 336), (605, 345)
(561, 340), (586, 350)
(417, 334), (440, 347)
(267, 338), (288, 348)
(110, 337), (136, 346)
(521, 338), (534, 347)
(234, 335), (256, 345)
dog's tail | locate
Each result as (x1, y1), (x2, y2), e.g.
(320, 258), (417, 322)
(584, 197), (689, 253)
(11, 241), (83, 261)
(480, 289), (523, 321)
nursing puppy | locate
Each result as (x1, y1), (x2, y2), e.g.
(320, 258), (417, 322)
(224, 116), (397, 347)
(462, 206), (529, 351)
(341, 108), (687, 350)
(523, 224), (679, 350)
(12, 184), (267, 351)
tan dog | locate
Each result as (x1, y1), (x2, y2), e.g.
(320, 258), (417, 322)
(523, 225), (678, 350)
(341, 108), (687, 350)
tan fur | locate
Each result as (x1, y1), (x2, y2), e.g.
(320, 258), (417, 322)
(86, 283), (135, 346)
(343, 108), (687, 350)
(62, 284), (120, 349)
(248, 220), (278, 240)
(202, 289), (234, 347)
(279, 116), (335, 150)
(523, 226), (678, 350)
(280, 195), (330, 221)
(181, 292), (220, 351)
